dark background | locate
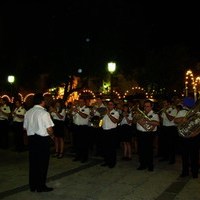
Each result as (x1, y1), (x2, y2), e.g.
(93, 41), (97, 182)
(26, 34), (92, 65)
(0, 1), (200, 92)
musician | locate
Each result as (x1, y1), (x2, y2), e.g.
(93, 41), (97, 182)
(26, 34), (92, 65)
(159, 98), (178, 164)
(119, 104), (133, 160)
(12, 99), (27, 152)
(49, 99), (66, 159)
(136, 99), (160, 171)
(131, 100), (142, 154)
(101, 100), (120, 168)
(174, 99), (200, 178)
(71, 98), (90, 163)
(0, 97), (11, 149)
(89, 97), (107, 156)
(67, 100), (79, 153)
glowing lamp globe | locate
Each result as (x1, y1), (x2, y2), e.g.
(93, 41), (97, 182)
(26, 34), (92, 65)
(107, 62), (116, 74)
(8, 75), (15, 84)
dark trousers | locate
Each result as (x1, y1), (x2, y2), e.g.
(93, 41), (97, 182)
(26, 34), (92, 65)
(88, 126), (103, 156)
(73, 125), (90, 162)
(137, 131), (155, 169)
(160, 126), (178, 162)
(13, 121), (25, 151)
(102, 128), (118, 167)
(180, 135), (200, 176)
(28, 135), (50, 190)
(0, 119), (9, 149)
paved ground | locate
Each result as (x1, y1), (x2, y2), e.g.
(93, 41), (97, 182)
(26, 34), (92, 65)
(0, 146), (200, 200)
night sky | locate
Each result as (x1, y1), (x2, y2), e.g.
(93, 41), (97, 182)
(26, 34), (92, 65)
(0, 2), (200, 91)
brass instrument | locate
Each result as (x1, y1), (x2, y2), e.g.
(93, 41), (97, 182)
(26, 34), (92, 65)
(90, 107), (107, 128)
(177, 100), (200, 138)
(132, 106), (153, 132)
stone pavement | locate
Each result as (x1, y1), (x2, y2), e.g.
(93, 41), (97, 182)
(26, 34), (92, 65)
(0, 147), (200, 200)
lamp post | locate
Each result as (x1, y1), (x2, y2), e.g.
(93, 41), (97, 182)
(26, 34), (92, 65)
(8, 75), (15, 102)
(107, 62), (116, 98)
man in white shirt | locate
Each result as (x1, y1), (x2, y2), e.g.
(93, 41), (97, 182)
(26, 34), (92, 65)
(101, 100), (119, 168)
(136, 99), (160, 171)
(23, 93), (54, 192)
(71, 98), (90, 163)
(159, 98), (178, 164)
(174, 99), (200, 179)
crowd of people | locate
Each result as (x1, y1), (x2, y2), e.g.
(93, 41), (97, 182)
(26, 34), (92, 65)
(0, 93), (200, 192)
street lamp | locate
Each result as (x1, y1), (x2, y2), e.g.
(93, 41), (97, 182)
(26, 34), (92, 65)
(8, 75), (15, 84)
(108, 62), (116, 74)
(107, 62), (116, 97)
(8, 75), (15, 102)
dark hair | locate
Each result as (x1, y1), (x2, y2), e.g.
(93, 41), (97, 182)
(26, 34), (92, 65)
(14, 98), (22, 104)
(2, 97), (8, 103)
(33, 93), (44, 105)
(144, 99), (153, 105)
(162, 97), (172, 104)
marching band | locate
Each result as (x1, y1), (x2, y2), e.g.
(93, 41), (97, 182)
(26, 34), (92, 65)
(1, 95), (200, 178)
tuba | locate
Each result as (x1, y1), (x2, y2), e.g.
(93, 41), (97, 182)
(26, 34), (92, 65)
(177, 99), (200, 138)
(132, 106), (153, 131)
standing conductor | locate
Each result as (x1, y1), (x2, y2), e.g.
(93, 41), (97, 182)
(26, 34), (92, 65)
(23, 93), (54, 192)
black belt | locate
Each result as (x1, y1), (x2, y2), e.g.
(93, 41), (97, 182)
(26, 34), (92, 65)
(33, 133), (49, 137)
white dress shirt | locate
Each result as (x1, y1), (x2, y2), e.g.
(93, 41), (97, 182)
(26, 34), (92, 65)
(23, 105), (54, 136)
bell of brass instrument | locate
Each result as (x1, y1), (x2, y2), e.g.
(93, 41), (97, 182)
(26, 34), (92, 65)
(90, 106), (107, 128)
(177, 99), (200, 138)
(132, 106), (153, 131)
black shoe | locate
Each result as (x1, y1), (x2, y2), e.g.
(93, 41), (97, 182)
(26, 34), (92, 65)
(37, 186), (54, 192)
(100, 163), (107, 167)
(16, 148), (26, 152)
(108, 164), (116, 168)
(52, 153), (59, 158)
(30, 188), (36, 192)
(137, 166), (146, 170)
(159, 158), (168, 162)
(73, 158), (80, 162)
(81, 159), (88, 163)
(148, 167), (154, 172)
(192, 174), (198, 179)
(43, 187), (54, 192)
(179, 173), (189, 178)
(95, 152), (102, 157)
(57, 153), (64, 159)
